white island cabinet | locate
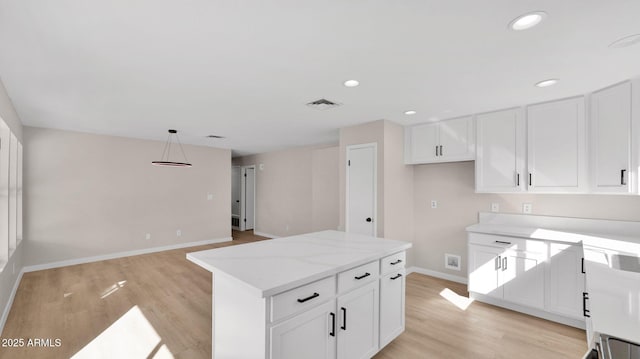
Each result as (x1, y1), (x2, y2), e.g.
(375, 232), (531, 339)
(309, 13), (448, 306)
(187, 230), (411, 359)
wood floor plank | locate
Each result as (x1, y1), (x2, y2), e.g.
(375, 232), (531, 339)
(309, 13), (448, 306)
(0, 231), (587, 358)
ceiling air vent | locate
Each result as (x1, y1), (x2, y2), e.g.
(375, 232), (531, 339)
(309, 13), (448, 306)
(306, 98), (342, 110)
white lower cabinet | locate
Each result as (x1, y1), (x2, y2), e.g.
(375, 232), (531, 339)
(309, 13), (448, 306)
(547, 243), (585, 319)
(271, 300), (337, 359)
(379, 270), (405, 348)
(268, 252), (406, 359)
(337, 281), (380, 359)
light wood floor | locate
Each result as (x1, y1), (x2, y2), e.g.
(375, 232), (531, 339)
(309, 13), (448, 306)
(0, 231), (587, 359)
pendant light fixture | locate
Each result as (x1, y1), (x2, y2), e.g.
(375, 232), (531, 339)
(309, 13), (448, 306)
(151, 129), (192, 167)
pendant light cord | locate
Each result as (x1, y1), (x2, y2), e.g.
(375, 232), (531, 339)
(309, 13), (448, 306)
(160, 133), (171, 161)
(175, 132), (190, 163)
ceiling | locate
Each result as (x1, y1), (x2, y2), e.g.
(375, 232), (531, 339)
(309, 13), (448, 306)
(0, 1), (639, 156)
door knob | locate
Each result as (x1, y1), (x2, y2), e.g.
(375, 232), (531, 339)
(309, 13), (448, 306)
(236, 200), (240, 203)
(366, 218), (372, 222)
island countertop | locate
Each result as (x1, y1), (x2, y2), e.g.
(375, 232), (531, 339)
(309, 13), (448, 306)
(187, 230), (412, 298)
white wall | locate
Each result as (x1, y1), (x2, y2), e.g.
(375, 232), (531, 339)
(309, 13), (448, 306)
(23, 127), (231, 266)
(0, 78), (24, 334)
(233, 143), (339, 237)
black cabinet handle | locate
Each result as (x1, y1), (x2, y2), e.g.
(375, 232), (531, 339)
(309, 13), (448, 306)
(435, 146), (439, 156)
(390, 259), (403, 265)
(340, 307), (347, 330)
(502, 257), (507, 271)
(581, 258), (585, 274)
(621, 169), (627, 185)
(354, 272), (371, 280)
(494, 240), (512, 245)
(329, 312), (335, 337)
(391, 273), (403, 280)
(583, 292), (590, 318)
(440, 145), (443, 156)
(516, 173), (520, 186)
(297, 292), (319, 303)
(495, 256), (501, 270)
(529, 173), (532, 186)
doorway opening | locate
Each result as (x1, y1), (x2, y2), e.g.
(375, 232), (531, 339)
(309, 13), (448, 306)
(231, 165), (255, 231)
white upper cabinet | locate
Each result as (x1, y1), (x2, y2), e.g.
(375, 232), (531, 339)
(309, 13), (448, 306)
(475, 108), (526, 192)
(527, 97), (587, 193)
(405, 116), (474, 164)
(590, 81), (632, 193)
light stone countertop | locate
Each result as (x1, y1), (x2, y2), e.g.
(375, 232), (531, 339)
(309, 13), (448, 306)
(187, 230), (412, 298)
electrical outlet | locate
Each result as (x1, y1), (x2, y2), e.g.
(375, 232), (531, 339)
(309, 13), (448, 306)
(523, 203), (533, 214)
(259, 163), (264, 171)
(207, 193), (213, 200)
(176, 229), (182, 237)
(145, 233), (151, 240)
(285, 225), (290, 232)
(431, 200), (438, 209)
(491, 203), (500, 213)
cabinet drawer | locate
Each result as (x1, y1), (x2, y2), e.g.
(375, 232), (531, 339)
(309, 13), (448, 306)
(468, 233), (547, 254)
(271, 276), (336, 323)
(338, 261), (379, 294)
(381, 252), (406, 275)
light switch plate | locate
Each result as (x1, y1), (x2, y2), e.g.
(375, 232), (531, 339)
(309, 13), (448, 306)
(431, 200), (438, 209)
(491, 203), (500, 213)
(523, 203), (532, 214)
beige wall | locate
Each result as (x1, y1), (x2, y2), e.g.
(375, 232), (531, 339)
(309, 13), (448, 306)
(23, 127), (231, 266)
(0, 78), (23, 334)
(233, 143), (339, 237)
(339, 120), (386, 235)
(413, 161), (640, 278)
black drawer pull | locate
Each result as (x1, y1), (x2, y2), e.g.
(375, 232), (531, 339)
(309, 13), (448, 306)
(297, 292), (319, 303)
(391, 273), (403, 280)
(494, 240), (512, 245)
(354, 272), (371, 280)
(583, 292), (590, 318)
(329, 312), (335, 337)
(390, 259), (403, 265)
(341, 307), (347, 330)
(581, 258), (585, 274)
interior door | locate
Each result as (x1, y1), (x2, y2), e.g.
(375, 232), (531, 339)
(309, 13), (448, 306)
(243, 167), (255, 230)
(347, 144), (376, 236)
(231, 166), (241, 216)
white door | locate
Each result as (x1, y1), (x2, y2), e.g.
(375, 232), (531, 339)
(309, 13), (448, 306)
(337, 281), (379, 359)
(439, 116), (473, 160)
(231, 166), (241, 217)
(379, 270), (405, 348)
(547, 243), (585, 319)
(243, 166), (255, 230)
(468, 245), (502, 299)
(270, 300), (337, 359)
(590, 81), (632, 193)
(476, 109), (526, 192)
(0, 120), (9, 262)
(409, 123), (439, 163)
(346, 144), (376, 237)
(501, 252), (545, 309)
(527, 97), (587, 192)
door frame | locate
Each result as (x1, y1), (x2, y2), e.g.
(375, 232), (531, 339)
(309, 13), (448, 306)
(345, 143), (377, 237)
(240, 165), (256, 231)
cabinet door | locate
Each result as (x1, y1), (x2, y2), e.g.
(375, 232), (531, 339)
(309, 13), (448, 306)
(501, 251), (545, 310)
(590, 81), (632, 193)
(407, 123), (439, 163)
(546, 243), (585, 319)
(439, 116), (474, 161)
(475, 109), (526, 192)
(337, 281), (379, 359)
(468, 245), (502, 299)
(379, 270), (405, 348)
(527, 97), (587, 192)
(271, 300), (337, 359)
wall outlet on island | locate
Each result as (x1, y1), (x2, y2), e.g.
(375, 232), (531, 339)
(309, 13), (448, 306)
(523, 203), (533, 214)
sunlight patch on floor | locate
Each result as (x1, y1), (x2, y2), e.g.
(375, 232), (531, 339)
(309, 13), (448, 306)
(439, 288), (474, 310)
(100, 280), (127, 299)
(72, 305), (174, 359)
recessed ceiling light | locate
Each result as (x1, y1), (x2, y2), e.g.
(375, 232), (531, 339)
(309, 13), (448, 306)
(343, 80), (359, 87)
(509, 11), (547, 31)
(535, 79), (559, 88)
(404, 110), (417, 115)
(609, 34), (640, 49)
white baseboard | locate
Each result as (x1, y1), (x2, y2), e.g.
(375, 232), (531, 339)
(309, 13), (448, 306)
(23, 237), (233, 273)
(0, 269), (24, 336)
(407, 266), (468, 284)
(253, 231), (280, 239)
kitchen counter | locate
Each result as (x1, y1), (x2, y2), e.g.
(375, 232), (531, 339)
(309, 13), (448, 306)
(467, 213), (640, 345)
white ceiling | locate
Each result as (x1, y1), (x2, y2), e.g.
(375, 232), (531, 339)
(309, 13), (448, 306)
(0, 0), (639, 156)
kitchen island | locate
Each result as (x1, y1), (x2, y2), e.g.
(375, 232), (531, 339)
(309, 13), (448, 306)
(187, 230), (412, 359)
